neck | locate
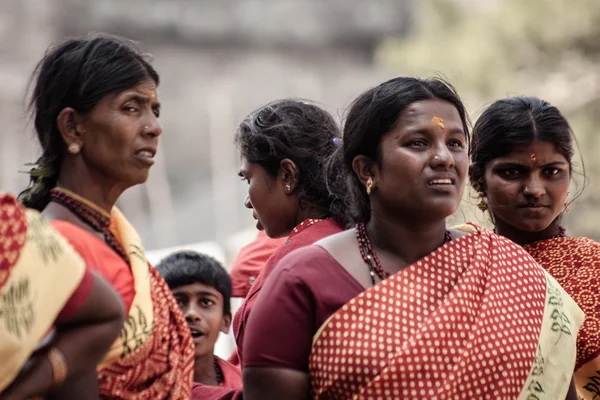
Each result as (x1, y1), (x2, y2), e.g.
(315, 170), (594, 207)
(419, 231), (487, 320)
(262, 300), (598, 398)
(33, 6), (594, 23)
(494, 217), (563, 245)
(366, 210), (448, 266)
(294, 204), (328, 228)
(194, 353), (219, 386)
(57, 159), (127, 213)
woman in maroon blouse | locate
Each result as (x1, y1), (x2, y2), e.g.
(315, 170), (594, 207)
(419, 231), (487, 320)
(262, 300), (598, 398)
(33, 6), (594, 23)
(232, 99), (351, 367)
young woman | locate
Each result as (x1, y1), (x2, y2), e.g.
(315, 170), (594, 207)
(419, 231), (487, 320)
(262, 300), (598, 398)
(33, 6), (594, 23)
(468, 96), (600, 400)
(0, 193), (124, 400)
(242, 78), (582, 399)
(19, 34), (194, 399)
(231, 99), (350, 368)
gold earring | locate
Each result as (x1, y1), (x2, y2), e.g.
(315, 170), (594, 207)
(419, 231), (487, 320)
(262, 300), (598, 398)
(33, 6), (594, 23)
(477, 193), (488, 212)
(366, 177), (374, 195)
(285, 184), (291, 192)
(68, 143), (81, 154)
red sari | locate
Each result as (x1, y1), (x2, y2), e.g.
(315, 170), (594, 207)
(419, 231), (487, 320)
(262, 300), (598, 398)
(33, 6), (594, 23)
(191, 357), (243, 400)
(231, 218), (343, 366)
(524, 237), (600, 400)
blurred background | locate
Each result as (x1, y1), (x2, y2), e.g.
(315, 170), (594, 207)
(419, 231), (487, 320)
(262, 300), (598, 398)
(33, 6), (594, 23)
(1, 0), (599, 265)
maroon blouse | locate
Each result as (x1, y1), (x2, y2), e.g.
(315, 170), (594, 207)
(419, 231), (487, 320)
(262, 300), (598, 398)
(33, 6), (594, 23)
(231, 218), (343, 366)
(242, 245), (364, 372)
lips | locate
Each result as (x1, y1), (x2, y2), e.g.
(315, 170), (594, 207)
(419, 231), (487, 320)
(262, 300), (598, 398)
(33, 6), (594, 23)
(135, 147), (157, 166)
(189, 326), (206, 342)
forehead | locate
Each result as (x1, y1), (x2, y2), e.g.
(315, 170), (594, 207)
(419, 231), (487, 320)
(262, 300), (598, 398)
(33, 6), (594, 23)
(171, 282), (223, 301)
(112, 78), (158, 100)
(490, 140), (567, 164)
(397, 99), (462, 128)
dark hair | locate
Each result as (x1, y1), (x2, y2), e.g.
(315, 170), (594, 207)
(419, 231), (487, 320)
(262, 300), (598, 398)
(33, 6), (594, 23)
(338, 77), (470, 222)
(470, 96), (574, 193)
(156, 251), (232, 315)
(235, 99), (351, 227)
(19, 33), (159, 211)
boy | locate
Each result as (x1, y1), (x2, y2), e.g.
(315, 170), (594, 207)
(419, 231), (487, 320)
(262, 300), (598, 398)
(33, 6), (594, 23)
(156, 251), (242, 397)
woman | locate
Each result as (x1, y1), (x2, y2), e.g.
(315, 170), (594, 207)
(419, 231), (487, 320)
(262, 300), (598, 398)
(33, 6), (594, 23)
(242, 78), (582, 399)
(0, 193), (124, 400)
(468, 96), (600, 399)
(18, 35), (194, 399)
(232, 99), (350, 366)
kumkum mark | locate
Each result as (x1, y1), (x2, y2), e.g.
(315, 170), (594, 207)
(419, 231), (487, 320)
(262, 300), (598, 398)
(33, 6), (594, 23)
(432, 116), (445, 129)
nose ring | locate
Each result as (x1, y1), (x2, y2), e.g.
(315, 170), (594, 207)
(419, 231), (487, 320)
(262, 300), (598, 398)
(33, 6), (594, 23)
(144, 126), (149, 130)
(434, 156), (440, 160)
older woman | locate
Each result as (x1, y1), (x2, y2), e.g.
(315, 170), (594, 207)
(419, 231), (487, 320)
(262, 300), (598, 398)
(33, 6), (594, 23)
(19, 34), (194, 399)
(242, 78), (582, 400)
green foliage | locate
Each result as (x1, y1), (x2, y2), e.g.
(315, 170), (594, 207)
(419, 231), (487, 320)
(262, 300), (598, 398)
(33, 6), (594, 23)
(378, 0), (600, 238)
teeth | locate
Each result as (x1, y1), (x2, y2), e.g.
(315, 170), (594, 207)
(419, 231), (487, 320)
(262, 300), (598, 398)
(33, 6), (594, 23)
(430, 179), (452, 184)
(138, 151), (154, 158)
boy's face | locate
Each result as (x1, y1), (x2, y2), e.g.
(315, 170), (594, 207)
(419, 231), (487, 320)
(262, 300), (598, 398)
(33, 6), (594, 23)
(172, 282), (231, 358)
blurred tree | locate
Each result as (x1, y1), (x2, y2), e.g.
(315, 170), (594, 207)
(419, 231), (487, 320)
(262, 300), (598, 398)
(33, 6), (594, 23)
(377, 0), (600, 239)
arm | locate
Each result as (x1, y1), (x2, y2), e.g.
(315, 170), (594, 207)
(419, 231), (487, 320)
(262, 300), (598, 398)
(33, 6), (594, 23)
(565, 376), (577, 400)
(0, 271), (125, 400)
(241, 252), (319, 400)
(244, 367), (310, 400)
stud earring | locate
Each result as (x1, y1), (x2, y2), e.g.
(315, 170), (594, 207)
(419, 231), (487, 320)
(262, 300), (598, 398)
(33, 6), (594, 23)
(284, 184), (291, 192)
(68, 143), (81, 154)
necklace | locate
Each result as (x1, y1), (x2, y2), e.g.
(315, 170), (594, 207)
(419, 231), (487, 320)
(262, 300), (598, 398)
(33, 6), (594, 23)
(356, 222), (452, 286)
(50, 187), (129, 264)
(285, 218), (323, 245)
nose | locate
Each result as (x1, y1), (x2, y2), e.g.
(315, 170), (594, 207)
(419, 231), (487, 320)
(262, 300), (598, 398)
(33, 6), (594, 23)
(430, 142), (454, 169)
(143, 115), (163, 138)
(185, 303), (202, 323)
(244, 194), (253, 209)
(523, 175), (545, 198)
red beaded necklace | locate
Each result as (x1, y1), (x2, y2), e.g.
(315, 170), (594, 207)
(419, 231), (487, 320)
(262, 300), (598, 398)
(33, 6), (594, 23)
(50, 188), (129, 264)
(356, 222), (452, 286)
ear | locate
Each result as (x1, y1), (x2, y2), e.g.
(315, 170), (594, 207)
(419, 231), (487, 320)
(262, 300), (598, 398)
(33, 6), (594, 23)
(220, 313), (232, 335)
(279, 158), (299, 194)
(56, 107), (85, 152)
(351, 155), (379, 188)
(469, 163), (484, 193)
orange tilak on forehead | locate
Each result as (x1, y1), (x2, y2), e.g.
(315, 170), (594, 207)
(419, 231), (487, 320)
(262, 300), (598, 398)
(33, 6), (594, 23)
(431, 116), (445, 129)
(530, 153), (537, 165)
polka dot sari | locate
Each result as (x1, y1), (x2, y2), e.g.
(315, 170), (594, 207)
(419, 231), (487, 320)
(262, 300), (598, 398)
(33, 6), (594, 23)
(525, 237), (600, 400)
(309, 225), (583, 400)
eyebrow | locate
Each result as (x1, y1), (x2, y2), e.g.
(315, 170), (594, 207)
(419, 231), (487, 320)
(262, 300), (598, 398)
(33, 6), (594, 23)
(173, 290), (219, 298)
(494, 160), (568, 167)
(124, 93), (161, 108)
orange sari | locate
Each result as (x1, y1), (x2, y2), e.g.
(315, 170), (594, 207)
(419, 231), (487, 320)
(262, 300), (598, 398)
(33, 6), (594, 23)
(524, 237), (600, 400)
(310, 226), (583, 400)
(53, 205), (195, 399)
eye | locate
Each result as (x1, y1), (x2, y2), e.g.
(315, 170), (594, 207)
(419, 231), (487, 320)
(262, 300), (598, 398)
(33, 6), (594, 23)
(544, 167), (561, 177)
(200, 298), (215, 307)
(448, 139), (464, 148)
(123, 105), (138, 113)
(175, 298), (185, 308)
(409, 139), (427, 147)
(501, 168), (521, 178)
(152, 107), (160, 118)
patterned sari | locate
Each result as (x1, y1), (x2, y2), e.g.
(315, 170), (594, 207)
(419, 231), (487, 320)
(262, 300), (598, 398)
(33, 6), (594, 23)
(74, 208), (195, 399)
(310, 225), (583, 400)
(0, 195), (89, 392)
(524, 237), (600, 400)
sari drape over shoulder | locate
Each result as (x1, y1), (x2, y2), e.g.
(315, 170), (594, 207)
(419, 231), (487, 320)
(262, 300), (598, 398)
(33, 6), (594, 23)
(0, 194), (92, 392)
(310, 225), (583, 400)
(53, 207), (195, 399)
(524, 237), (600, 400)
